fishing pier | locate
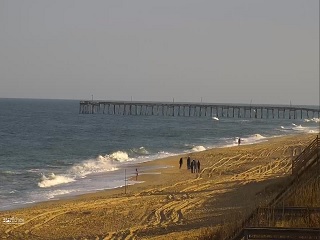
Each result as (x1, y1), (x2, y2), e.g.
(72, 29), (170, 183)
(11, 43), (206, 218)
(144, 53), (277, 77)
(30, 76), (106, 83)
(79, 101), (320, 119)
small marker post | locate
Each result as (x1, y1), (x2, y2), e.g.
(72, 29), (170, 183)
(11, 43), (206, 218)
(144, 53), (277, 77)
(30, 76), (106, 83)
(124, 169), (127, 194)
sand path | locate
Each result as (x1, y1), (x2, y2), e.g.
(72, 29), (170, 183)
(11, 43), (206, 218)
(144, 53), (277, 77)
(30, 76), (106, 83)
(0, 133), (316, 240)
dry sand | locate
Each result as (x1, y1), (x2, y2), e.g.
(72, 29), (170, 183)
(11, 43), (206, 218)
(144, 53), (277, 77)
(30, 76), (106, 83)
(0, 133), (317, 240)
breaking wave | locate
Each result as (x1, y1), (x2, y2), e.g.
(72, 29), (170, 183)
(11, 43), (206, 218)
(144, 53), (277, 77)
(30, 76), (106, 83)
(236, 134), (266, 145)
(192, 145), (206, 152)
(304, 118), (320, 123)
(36, 147), (155, 188)
(280, 123), (317, 133)
(109, 151), (130, 162)
(38, 173), (75, 188)
(291, 123), (315, 132)
(292, 124), (305, 131)
(130, 147), (149, 155)
(70, 155), (118, 177)
(251, 134), (266, 140)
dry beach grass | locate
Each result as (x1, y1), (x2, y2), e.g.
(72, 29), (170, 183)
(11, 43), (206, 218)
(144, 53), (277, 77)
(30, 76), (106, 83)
(0, 133), (317, 240)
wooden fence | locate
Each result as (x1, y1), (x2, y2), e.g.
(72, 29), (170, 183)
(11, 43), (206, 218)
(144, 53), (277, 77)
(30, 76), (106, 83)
(292, 135), (320, 175)
(242, 227), (320, 240)
(228, 136), (320, 240)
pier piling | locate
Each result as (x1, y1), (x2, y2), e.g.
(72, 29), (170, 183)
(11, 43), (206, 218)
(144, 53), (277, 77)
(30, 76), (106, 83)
(79, 101), (320, 120)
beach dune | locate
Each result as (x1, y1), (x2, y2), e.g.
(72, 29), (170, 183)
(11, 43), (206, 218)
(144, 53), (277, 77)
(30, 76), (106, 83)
(0, 133), (316, 240)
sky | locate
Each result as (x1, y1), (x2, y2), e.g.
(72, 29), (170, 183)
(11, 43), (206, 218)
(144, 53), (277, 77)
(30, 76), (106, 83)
(0, 0), (319, 105)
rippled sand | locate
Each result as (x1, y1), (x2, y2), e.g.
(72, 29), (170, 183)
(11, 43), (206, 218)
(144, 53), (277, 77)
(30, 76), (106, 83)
(0, 133), (317, 240)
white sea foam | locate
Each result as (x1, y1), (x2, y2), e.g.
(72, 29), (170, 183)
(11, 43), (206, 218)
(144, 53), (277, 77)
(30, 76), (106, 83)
(291, 123), (310, 132)
(135, 151), (175, 163)
(109, 151), (130, 162)
(304, 118), (320, 123)
(154, 151), (173, 158)
(70, 155), (118, 177)
(26, 169), (41, 173)
(292, 124), (305, 131)
(237, 134), (266, 145)
(47, 148), (155, 186)
(2, 170), (18, 175)
(252, 134), (266, 140)
(131, 147), (149, 155)
(192, 145), (206, 152)
(292, 124), (318, 133)
(281, 123), (317, 133)
(46, 189), (76, 199)
(38, 173), (75, 188)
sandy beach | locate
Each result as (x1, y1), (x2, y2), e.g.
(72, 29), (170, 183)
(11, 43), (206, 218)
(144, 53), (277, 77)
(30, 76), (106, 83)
(0, 133), (317, 240)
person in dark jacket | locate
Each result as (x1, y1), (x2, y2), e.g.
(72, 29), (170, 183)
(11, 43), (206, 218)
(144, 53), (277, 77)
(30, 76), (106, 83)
(190, 160), (194, 173)
(179, 157), (183, 169)
(187, 156), (191, 169)
(192, 159), (197, 173)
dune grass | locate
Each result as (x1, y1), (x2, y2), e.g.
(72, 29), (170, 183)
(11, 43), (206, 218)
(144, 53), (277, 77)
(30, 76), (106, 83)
(198, 167), (320, 240)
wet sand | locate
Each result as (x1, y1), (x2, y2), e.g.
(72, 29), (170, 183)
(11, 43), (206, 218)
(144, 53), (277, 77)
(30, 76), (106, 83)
(0, 133), (317, 240)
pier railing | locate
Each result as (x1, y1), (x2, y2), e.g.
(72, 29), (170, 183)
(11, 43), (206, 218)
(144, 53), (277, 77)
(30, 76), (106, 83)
(79, 101), (320, 119)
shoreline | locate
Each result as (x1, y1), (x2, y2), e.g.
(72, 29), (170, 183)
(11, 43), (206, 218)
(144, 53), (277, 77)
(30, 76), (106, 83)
(0, 132), (276, 212)
(0, 132), (315, 212)
(1, 133), (318, 239)
(11, 133), (284, 209)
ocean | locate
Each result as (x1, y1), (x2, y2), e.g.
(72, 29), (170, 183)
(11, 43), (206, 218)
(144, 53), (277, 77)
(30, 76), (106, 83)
(0, 98), (319, 211)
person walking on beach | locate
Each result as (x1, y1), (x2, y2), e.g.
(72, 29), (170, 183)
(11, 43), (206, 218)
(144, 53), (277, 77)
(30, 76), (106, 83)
(197, 160), (201, 173)
(187, 156), (191, 169)
(195, 159), (198, 173)
(238, 137), (241, 146)
(179, 157), (183, 169)
(135, 168), (138, 181)
(192, 159), (197, 173)
(190, 160), (194, 173)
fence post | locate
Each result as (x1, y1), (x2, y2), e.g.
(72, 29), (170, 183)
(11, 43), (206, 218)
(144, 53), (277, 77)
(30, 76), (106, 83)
(243, 229), (248, 240)
(317, 135), (319, 166)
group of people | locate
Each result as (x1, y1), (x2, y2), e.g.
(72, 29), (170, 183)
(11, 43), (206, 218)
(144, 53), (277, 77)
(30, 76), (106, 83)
(179, 156), (201, 173)
(177, 137), (241, 173)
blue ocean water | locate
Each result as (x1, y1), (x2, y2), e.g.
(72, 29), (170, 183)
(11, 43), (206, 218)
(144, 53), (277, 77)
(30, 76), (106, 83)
(0, 98), (319, 210)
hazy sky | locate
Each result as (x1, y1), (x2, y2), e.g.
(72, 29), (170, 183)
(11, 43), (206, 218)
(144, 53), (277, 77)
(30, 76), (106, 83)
(0, 0), (319, 105)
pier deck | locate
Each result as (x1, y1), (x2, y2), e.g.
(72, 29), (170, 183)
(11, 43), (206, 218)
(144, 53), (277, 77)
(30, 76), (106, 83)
(79, 101), (320, 119)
